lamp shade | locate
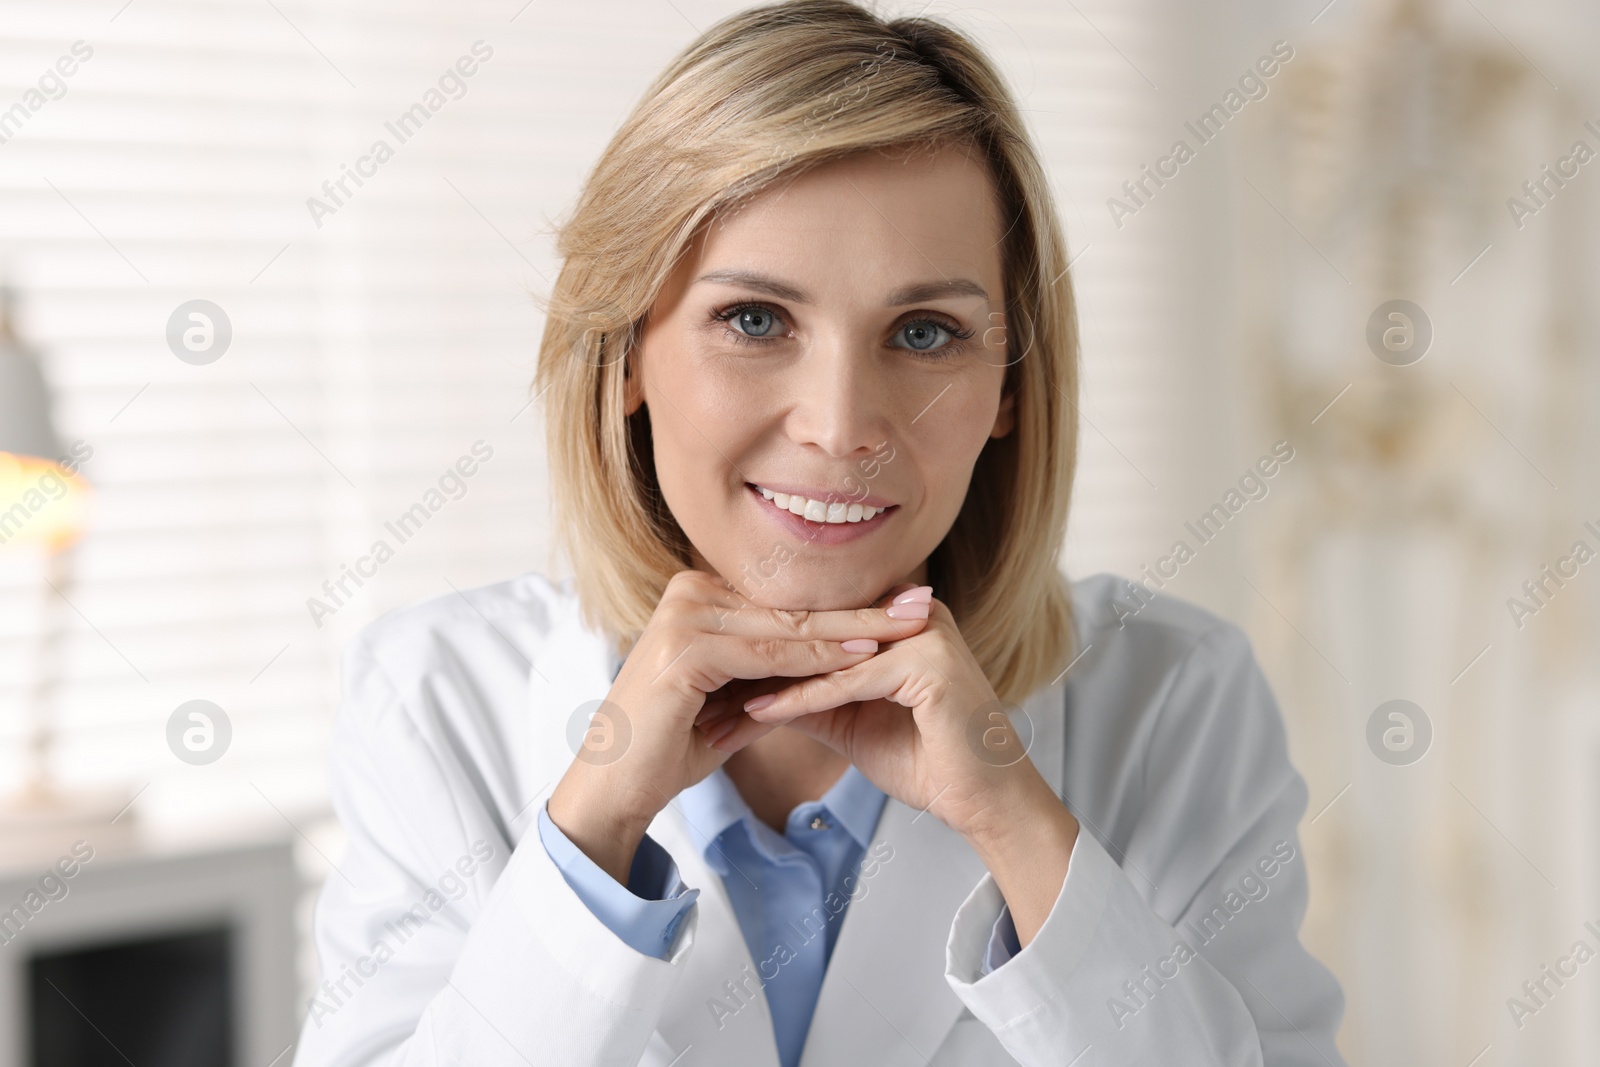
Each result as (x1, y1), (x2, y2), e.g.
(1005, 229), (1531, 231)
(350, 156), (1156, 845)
(0, 348), (64, 463)
(0, 285), (87, 550)
(0, 285), (64, 462)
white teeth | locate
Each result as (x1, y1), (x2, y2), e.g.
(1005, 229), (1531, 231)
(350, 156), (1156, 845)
(754, 484), (888, 524)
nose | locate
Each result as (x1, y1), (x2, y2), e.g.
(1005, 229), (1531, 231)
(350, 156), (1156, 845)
(785, 332), (891, 460)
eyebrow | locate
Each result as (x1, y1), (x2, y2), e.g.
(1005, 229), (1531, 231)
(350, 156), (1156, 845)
(694, 268), (990, 306)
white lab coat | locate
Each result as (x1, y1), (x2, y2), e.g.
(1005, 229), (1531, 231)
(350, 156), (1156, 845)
(292, 570), (1345, 1067)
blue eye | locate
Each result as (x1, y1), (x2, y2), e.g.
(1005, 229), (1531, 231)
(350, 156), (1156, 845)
(731, 307), (780, 338)
(712, 303), (974, 358)
(894, 320), (953, 351)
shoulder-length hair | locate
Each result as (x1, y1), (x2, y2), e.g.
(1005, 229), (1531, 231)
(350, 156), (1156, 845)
(532, 0), (1079, 706)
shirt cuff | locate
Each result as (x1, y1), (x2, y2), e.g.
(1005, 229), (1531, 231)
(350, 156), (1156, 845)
(978, 902), (1023, 976)
(537, 800), (700, 959)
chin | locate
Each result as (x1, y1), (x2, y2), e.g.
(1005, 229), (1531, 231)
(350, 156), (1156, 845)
(730, 566), (886, 611)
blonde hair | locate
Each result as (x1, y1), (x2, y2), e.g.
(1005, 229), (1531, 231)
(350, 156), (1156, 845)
(532, 0), (1079, 706)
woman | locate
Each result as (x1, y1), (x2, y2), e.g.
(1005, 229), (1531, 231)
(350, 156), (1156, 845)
(294, 2), (1345, 1065)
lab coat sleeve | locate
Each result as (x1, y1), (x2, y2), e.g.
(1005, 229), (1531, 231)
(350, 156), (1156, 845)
(537, 800), (700, 959)
(979, 905), (1022, 976)
(942, 623), (1347, 1067)
(292, 634), (703, 1067)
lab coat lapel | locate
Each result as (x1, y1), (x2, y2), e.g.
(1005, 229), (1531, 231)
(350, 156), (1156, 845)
(651, 805), (784, 1067)
(797, 677), (1067, 1067)
(795, 794), (988, 1067)
(525, 593), (616, 831)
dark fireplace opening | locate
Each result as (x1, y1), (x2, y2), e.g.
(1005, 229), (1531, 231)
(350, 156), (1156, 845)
(28, 925), (234, 1067)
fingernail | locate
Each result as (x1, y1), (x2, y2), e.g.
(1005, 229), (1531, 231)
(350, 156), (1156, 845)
(743, 693), (777, 713)
(840, 638), (878, 653)
(704, 718), (739, 746)
(892, 585), (933, 605)
(885, 601), (929, 620)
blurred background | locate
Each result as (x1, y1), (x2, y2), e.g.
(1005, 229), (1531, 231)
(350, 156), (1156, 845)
(0, 0), (1596, 1063)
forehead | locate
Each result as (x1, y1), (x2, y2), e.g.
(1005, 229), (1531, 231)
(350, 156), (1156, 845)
(689, 145), (1006, 299)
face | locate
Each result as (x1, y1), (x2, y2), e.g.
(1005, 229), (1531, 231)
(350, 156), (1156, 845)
(626, 144), (1015, 611)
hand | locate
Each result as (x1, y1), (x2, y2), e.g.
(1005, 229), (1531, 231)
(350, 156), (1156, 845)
(702, 584), (1025, 834)
(545, 569), (930, 883)
(710, 583), (1081, 946)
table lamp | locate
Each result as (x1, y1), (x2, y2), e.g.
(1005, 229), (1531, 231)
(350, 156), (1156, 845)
(0, 283), (102, 833)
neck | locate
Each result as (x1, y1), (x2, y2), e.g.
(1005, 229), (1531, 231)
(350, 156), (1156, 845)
(721, 729), (850, 835)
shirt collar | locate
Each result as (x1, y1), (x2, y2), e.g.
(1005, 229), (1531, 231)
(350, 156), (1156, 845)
(676, 762), (886, 863)
(818, 761), (888, 848)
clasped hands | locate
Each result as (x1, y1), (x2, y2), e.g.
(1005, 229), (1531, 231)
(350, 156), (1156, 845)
(694, 578), (1080, 947)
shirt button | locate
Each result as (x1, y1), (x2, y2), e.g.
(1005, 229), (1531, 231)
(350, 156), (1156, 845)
(810, 815), (831, 830)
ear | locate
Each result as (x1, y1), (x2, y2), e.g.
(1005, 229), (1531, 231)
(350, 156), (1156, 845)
(622, 346), (644, 415)
(989, 388), (1016, 439)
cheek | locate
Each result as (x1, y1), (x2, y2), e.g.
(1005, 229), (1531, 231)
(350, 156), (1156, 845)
(900, 382), (1000, 518)
(642, 350), (760, 522)
(911, 381), (1000, 466)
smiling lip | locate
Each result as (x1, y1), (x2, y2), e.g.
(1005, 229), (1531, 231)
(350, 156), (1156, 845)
(746, 483), (897, 545)
(747, 481), (897, 509)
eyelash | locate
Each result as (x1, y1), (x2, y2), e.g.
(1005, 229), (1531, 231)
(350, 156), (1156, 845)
(711, 302), (976, 358)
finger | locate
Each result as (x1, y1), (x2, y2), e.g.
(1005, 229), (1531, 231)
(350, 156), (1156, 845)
(694, 676), (791, 726)
(875, 582), (918, 608)
(692, 632), (891, 686)
(695, 702), (735, 729)
(692, 598), (931, 644)
(876, 583), (934, 633)
(743, 653), (905, 725)
(665, 568), (753, 615)
(704, 711), (783, 754)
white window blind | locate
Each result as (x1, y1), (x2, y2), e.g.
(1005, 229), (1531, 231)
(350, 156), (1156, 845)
(0, 0), (1182, 841)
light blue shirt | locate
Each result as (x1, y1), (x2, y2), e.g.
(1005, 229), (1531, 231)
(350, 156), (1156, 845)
(537, 674), (1023, 1067)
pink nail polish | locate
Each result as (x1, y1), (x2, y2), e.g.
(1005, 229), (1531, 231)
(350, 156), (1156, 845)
(885, 601), (929, 620)
(892, 585), (933, 605)
(743, 693), (777, 713)
(841, 638), (878, 653)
